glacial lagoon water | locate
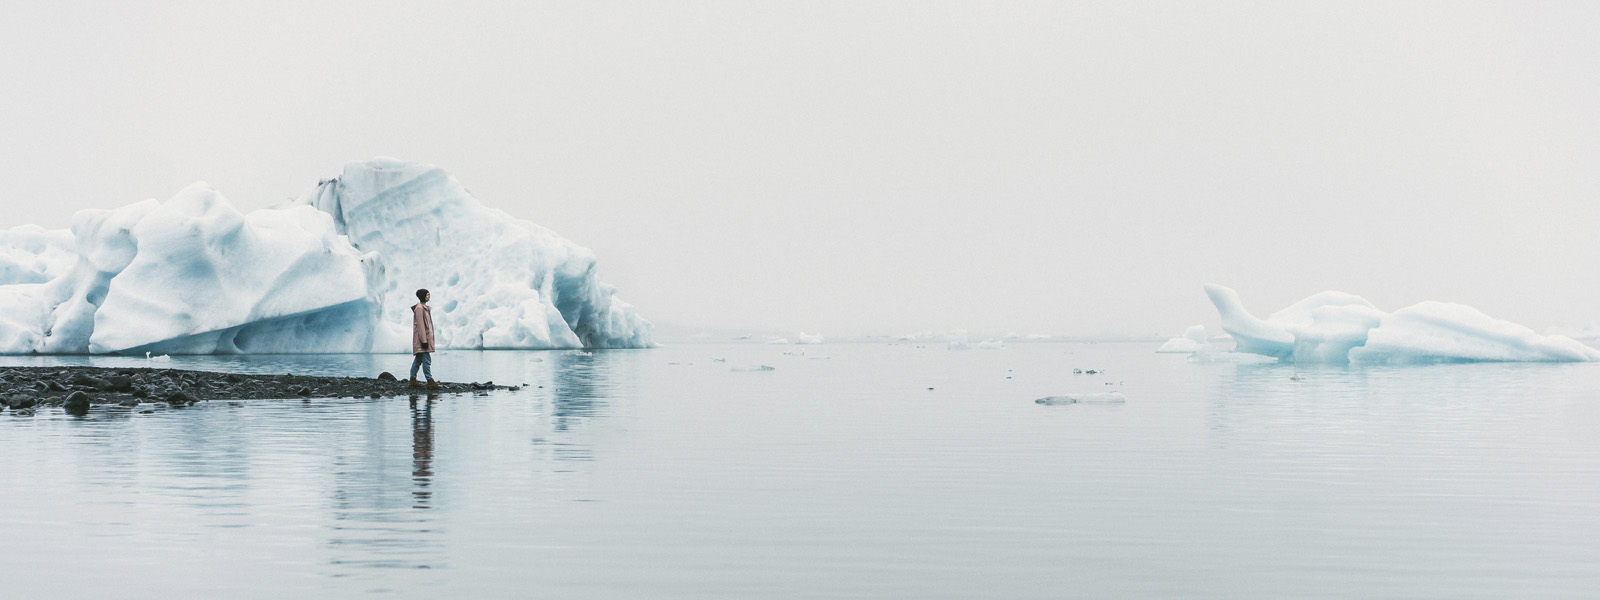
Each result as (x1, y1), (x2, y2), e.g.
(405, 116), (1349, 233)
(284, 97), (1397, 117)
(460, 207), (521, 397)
(3, 343), (1600, 599)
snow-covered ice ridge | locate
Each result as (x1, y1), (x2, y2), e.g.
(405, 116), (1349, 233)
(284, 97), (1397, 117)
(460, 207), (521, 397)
(1204, 284), (1598, 364)
(0, 158), (653, 354)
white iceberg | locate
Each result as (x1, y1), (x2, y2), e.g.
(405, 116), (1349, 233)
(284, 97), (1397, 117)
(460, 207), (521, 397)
(0, 225), (76, 286)
(294, 158), (651, 350)
(0, 158), (653, 354)
(1204, 284), (1599, 364)
(1156, 325), (1211, 353)
(795, 332), (825, 345)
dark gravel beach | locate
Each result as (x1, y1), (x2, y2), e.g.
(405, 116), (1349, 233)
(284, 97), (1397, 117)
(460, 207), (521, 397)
(0, 366), (514, 416)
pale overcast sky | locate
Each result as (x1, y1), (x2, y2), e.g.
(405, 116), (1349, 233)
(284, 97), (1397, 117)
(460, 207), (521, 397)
(2, 1), (1597, 337)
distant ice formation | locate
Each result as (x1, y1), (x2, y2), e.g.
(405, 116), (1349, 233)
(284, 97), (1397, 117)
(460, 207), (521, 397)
(0, 158), (652, 354)
(1204, 284), (1598, 364)
(1157, 325), (1211, 353)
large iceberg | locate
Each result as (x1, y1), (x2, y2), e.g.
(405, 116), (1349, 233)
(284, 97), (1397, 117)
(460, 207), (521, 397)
(1204, 284), (1599, 364)
(0, 159), (652, 354)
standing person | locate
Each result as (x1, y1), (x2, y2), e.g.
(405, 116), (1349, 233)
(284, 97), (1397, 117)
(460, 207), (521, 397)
(410, 289), (440, 389)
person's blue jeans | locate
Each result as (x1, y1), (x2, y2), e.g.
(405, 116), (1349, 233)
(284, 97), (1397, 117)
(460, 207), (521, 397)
(410, 352), (433, 381)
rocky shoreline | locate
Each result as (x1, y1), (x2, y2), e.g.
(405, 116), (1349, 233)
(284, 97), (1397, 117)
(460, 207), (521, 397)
(0, 366), (515, 416)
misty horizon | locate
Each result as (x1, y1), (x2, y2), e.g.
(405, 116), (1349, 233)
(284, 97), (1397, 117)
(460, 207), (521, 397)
(5, 1), (1598, 338)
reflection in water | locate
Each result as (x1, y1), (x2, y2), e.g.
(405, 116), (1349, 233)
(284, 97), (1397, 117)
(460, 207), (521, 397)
(549, 352), (606, 432)
(411, 394), (436, 509)
(323, 395), (447, 572)
(0, 349), (646, 591)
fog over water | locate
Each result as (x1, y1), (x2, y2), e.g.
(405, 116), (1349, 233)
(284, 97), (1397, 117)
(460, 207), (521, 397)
(3, 1), (1597, 336)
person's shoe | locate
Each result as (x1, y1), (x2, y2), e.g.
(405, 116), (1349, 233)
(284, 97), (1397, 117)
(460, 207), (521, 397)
(426, 380), (441, 390)
(408, 378), (422, 388)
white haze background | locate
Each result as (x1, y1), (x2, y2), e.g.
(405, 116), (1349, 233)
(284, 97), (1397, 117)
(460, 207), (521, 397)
(2, 1), (1597, 337)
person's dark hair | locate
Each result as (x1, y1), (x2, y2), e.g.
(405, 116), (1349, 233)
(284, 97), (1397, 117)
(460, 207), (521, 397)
(416, 289), (429, 302)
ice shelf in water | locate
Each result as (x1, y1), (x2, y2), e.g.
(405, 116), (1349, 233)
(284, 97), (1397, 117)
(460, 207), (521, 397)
(0, 158), (653, 354)
(1203, 284), (1599, 364)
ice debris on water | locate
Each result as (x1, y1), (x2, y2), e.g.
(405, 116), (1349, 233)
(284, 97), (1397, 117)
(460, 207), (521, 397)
(730, 365), (776, 372)
(1205, 284), (1600, 364)
(0, 158), (653, 355)
(1036, 392), (1126, 405)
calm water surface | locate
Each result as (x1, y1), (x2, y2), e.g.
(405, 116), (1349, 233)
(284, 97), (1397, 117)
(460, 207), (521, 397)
(3, 343), (1599, 598)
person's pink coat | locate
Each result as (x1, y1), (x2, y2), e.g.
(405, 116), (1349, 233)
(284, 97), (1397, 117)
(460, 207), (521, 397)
(412, 303), (435, 354)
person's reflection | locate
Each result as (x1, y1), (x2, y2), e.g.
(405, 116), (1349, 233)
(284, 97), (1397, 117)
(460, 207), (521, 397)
(409, 394), (437, 509)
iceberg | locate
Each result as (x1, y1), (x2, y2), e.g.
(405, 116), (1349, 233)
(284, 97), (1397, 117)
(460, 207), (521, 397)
(0, 159), (652, 354)
(294, 159), (651, 350)
(1204, 284), (1599, 364)
(1156, 325), (1211, 353)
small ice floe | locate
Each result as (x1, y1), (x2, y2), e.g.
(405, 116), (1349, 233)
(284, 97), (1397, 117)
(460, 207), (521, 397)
(1035, 392), (1126, 405)
(976, 339), (1006, 350)
(1157, 325), (1211, 353)
(796, 333), (825, 344)
(145, 352), (173, 363)
(766, 338), (791, 345)
(712, 358), (726, 362)
(731, 364), (776, 372)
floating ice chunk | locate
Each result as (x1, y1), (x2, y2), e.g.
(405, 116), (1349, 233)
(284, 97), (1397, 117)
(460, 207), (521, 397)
(766, 338), (791, 345)
(1205, 284), (1598, 363)
(1156, 325), (1210, 353)
(731, 364), (776, 372)
(1204, 284), (1295, 359)
(1036, 392), (1126, 405)
(975, 339), (1006, 350)
(1349, 301), (1600, 363)
(795, 332), (824, 344)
